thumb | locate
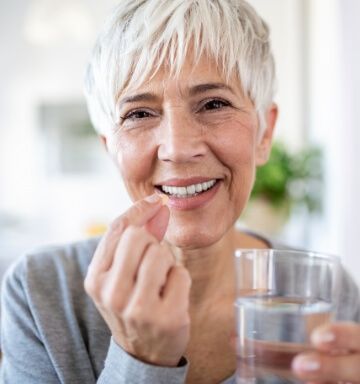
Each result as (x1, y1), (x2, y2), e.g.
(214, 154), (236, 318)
(145, 204), (170, 241)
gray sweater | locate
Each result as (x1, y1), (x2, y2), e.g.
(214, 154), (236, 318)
(1, 236), (359, 384)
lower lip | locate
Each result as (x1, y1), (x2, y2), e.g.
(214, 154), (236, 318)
(163, 181), (222, 211)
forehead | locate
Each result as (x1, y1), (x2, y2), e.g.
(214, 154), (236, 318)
(120, 54), (243, 100)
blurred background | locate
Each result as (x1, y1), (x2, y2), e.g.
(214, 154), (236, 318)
(0, 0), (359, 284)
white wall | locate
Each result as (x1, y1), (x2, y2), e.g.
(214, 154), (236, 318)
(0, 0), (130, 263)
(239, 0), (360, 287)
(305, 0), (345, 254)
(249, 0), (306, 149)
(339, 0), (360, 281)
(296, 0), (360, 285)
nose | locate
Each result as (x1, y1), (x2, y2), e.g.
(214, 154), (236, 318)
(157, 109), (207, 163)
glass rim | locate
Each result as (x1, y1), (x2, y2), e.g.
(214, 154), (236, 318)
(234, 248), (340, 264)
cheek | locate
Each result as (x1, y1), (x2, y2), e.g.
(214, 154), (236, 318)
(212, 121), (257, 206)
(110, 132), (157, 199)
(213, 120), (257, 177)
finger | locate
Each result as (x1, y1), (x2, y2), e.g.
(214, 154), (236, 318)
(292, 351), (360, 382)
(131, 243), (175, 302)
(89, 193), (165, 272)
(101, 226), (158, 310)
(163, 266), (191, 306)
(311, 322), (360, 353)
(145, 205), (170, 241)
(123, 193), (168, 227)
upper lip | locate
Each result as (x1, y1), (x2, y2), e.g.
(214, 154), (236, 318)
(155, 177), (220, 187)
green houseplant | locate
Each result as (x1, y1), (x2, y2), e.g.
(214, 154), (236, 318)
(241, 141), (323, 234)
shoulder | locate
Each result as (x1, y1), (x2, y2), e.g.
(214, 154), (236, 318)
(1, 237), (109, 379)
(1, 236), (104, 334)
(2, 236), (101, 297)
(18, 236), (99, 274)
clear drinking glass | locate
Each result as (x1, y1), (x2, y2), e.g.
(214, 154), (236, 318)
(234, 249), (340, 384)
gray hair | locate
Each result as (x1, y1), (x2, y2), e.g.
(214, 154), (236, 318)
(84, 0), (276, 137)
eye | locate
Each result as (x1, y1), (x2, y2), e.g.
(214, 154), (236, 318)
(199, 98), (231, 112)
(120, 109), (154, 122)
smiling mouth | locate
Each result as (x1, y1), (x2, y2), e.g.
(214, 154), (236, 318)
(155, 179), (220, 198)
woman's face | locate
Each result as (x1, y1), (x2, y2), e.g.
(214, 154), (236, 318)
(104, 55), (276, 249)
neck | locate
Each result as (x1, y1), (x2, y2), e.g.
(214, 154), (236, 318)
(169, 227), (237, 311)
(168, 226), (269, 312)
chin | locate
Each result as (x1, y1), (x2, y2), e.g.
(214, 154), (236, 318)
(164, 223), (227, 250)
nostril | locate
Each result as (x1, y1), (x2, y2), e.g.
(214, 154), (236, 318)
(157, 140), (207, 162)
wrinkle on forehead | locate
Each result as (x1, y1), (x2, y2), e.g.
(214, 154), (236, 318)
(119, 58), (245, 106)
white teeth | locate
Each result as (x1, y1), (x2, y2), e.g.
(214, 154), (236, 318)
(160, 179), (217, 197)
(195, 183), (202, 192)
(187, 185), (196, 195)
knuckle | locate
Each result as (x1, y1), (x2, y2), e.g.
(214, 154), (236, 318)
(123, 305), (149, 326)
(100, 290), (114, 309)
(109, 216), (128, 233)
(117, 226), (141, 250)
(141, 248), (157, 268)
(119, 225), (136, 242)
(130, 203), (148, 220)
(84, 274), (99, 299)
(100, 287), (126, 313)
(121, 225), (153, 244)
(146, 242), (162, 259)
(132, 202), (145, 215)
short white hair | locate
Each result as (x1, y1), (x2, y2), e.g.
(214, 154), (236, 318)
(84, 0), (276, 137)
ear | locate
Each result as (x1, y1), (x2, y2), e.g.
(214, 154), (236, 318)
(255, 103), (278, 166)
(99, 134), (118, 165)
(99, 135), (108, 152)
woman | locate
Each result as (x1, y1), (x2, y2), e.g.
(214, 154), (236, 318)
(1, 1), (360, 383)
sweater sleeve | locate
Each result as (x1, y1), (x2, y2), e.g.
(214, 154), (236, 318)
(0, 262), (59, 383)
(97, 338), (189, 384)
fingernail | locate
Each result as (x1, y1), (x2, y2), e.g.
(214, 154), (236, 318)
(145, 193), (162, 203)
(293, 356), (320, 372)
(312, 329), (335, 344)
(160, 194), (169, 205)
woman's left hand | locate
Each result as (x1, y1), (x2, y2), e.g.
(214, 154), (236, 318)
(292, 322), (360, 383)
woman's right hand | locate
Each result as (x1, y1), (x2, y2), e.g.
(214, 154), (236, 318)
(84, 194), (191, 367)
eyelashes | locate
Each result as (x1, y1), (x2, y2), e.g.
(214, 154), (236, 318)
(119, 98), (233, 123)
(198, 98), (232, 111)
(120, 109), (155, 122)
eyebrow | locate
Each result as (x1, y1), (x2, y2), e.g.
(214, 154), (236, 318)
(118, 82), (234, 106)
(119, 93), (159, 107)
(188, 82), (234, 96)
